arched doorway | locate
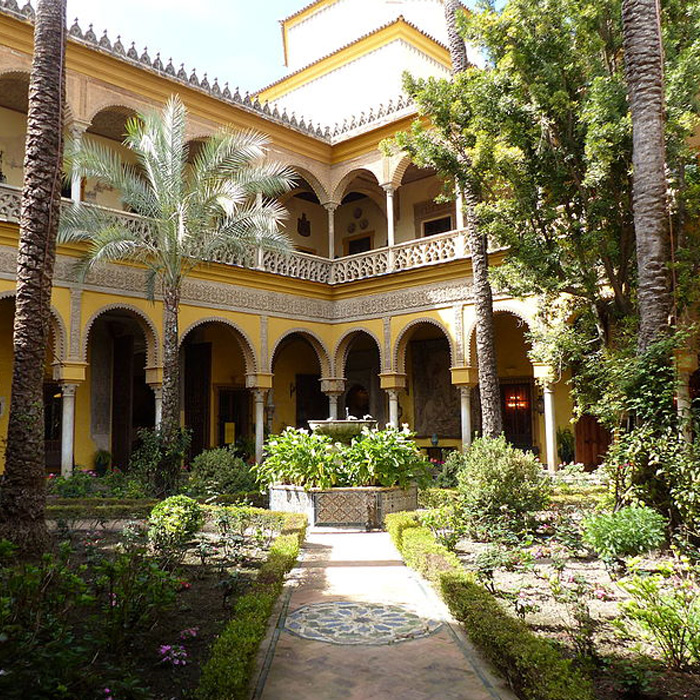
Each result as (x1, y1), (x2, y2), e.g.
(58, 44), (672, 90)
(468, 312), (536, 453)
(398, 321), (460, 445)
(340, 331), (384, 423)
(85, 309), (155, 469)
(0, 296), (63, 473)
(271, 333), (329, 432)
(180, 321), (253, 460)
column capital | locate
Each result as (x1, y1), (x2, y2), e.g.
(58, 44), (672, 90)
(450, 365), (478, 387)
(320, 377), (345, 395)
(379, 372), (406, 391)
(246, 372), (274, 390)
(69, 119), (91, 138)
(321, 201), (340, 212)
(60, 382), (80, 398)
(381, 183), (395, 195)
(532, 362), (556, 384)
(52, 360), (87, 383)
(252, 388), (268, 402)
(145, 365), (163, 386)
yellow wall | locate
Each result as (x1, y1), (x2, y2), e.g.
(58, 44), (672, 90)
(271, 337), (321, 432)
(395, 174), (445, 243)
(336, 197), (388, 253)
(0, 107), (26, 188)
(283, 196), (328, 256)
(82, 133), (138, 211)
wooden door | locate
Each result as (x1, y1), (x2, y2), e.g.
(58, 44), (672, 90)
(111, 335), (134, 469)
(185, 342), (211, 459)
(575, 415), (611, 469)
(218, 388), (250, 446)
(501, 383), (533, 452)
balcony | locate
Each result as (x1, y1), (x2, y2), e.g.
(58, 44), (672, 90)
(0, 182), (470, 285)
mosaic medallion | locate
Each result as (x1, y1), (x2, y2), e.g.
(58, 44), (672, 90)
(284, 601), (442, 645)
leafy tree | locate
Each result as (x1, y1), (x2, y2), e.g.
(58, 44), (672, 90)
(418, 0), (698, 423)
(390, 0), (503, 437)
(59, 96), (295, 493)
(0, 0), (66, 552)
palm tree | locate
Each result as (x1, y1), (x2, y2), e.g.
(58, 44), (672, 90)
(0, 0), (67, 552)
(444, 0), (503, 437)
(621, 0), (672, 352)
(59, 96), (295, 493)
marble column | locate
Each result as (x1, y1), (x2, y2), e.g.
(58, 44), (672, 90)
(253, 389), (267, 464)
(383, 185), (396, 247)
(324, 202), (338, 259)
(150, 384), (163, 428)
(459, 385), (472, 450)
(69, 123), (88, 202)
(455, 187), (465, 230)
(387, 389), (400, 428)
(60, 383), (79, 477)
(543, 382), (557, 471)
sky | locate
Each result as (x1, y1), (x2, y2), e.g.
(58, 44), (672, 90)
(65, 1), (305, 92)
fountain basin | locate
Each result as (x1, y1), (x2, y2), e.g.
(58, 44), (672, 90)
(308, 418), (378, 445)
(269, 483), (417, 528)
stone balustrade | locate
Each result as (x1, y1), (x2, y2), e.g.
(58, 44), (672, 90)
(0, 183), (470, 284)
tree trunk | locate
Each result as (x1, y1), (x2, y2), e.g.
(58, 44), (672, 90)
(444, 0), (502, 437)
(157, 283), (182, 495)
(0, 0), (66, 552)
(464, 185), (503, 438)
(622, 0), (672, 352)
(444, 0), (469, 73)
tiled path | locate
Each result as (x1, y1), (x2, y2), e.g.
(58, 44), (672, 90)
(253, 529), (516, 700)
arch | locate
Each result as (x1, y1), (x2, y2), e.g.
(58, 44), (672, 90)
(289, 166), (330, 204)
(270, 328), (332, 377)
(464, 305), (533, 366)
(387, 154), (414, 190)
(333, 328), (383, 377)
(86, 101), (143, 125)
(0, 290), (67, 361)
(179, 316), (258, 374)
(331, 166), (382, 204)
(394, 317), (456, 374)
(82, 303), (159, 366)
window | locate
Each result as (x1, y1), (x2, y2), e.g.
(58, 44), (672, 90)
(422, 215), (452, 237)
(344, 232), (374, 256)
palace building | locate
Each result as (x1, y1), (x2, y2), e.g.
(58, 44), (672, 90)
(0, 0), (605, 476)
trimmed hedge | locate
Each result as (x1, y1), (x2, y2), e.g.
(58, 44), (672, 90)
(384, 512), (594, 700)
(196, 512), (306, 700)
(46, 492), (268, 522)
(418, 487), (459, 509)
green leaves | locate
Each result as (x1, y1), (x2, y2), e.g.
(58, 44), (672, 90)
(255, 427), (430, 490)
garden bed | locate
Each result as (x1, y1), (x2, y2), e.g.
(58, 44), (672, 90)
(0, 503), (305, 700)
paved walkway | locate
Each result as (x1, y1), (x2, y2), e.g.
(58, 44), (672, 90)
(253, 528), (516, 700)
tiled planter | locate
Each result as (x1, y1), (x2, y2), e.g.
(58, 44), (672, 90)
(269, 483), (418, 528)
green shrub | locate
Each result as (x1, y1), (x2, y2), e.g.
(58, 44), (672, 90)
(582, 506), (666, 561)
(47, 470), (100, 497)
(385, 511), (420, 549)
(148, 495), (203, 553)
(440, 574), (594, 700)
(556, 428), (575, 464)
(188, 446), (256, 496)
(433, 450), (466, 488)
(418, 505), (464, 550)
(256, 428), (339, 488)
(93, 449), (112, 476)
(603, 426), (700, 543)
(257, 426), (429, 490)
(418, 487), (459, 509)
(401, 526), (465, 585)
(343, 426), (430, 488)
(620, 562), (700, 671)
(129, 427), (191, 497)
(457, 435), (551, 533)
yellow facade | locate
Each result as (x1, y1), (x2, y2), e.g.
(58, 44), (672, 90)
(0, 5), (584, 474)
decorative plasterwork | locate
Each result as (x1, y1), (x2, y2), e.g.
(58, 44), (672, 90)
(269, 327), (332, 377)
(393, 316), (457, 374)
(332, 327), (384, 376)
